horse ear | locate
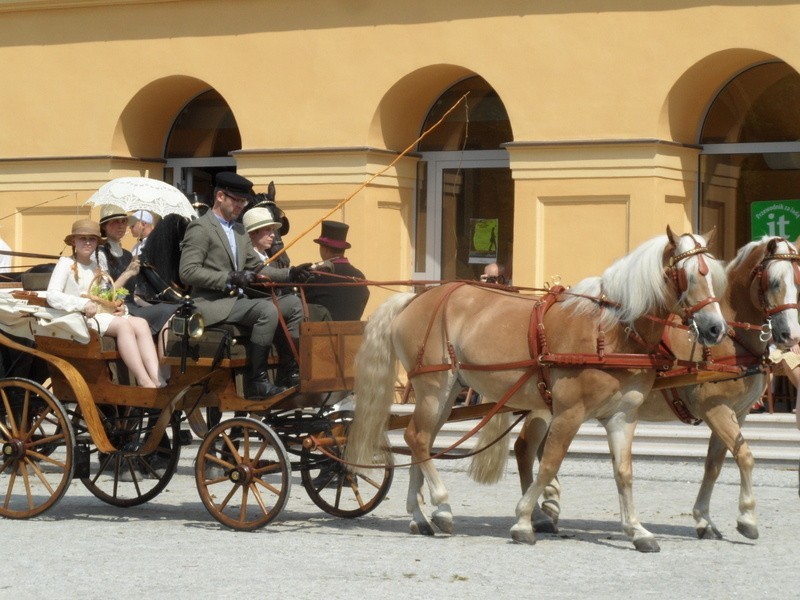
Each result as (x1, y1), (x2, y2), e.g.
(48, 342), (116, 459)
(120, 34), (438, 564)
(700, 227), (716, 247)
(767, 237), (779, 255)
(666, 225), (678, 246)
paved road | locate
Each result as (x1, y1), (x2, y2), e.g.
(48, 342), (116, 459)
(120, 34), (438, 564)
(4, 446), (799, 599)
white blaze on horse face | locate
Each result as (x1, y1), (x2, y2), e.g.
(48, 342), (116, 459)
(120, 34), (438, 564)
(769, 240), (800, 347)
(680, 233), (725, 321)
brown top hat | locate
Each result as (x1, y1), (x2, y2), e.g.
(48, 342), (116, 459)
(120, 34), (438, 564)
(64, 219), (105, 246)
(313, 220), (351, 250)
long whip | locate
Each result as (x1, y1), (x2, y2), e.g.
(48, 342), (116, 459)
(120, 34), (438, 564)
(259, 92), (470, 269)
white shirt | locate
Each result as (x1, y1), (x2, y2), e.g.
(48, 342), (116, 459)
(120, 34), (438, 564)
(46, 256), (116, 334)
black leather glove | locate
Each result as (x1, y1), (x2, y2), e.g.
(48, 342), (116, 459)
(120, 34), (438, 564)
(227, 270), (256, 289)
(289, 263), (314, 283)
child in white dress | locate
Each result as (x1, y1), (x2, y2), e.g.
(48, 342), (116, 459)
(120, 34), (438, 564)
(47, 219), (162, 388)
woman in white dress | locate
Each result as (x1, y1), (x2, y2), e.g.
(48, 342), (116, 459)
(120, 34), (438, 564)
(47, 219), (162, 388)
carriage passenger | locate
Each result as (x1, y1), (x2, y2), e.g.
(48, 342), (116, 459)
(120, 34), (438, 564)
(97, 205), (178, 382)
(303, 221), (369, 321)
(47, 219), (162, 388)
(178, 172), (312, 399)
(129, 210), (155, 257)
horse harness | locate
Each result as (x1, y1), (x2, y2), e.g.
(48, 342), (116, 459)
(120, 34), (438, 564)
(404, 242), (799, 425)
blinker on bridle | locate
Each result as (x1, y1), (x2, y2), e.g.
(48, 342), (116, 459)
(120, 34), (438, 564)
(665, 239), (718, 333)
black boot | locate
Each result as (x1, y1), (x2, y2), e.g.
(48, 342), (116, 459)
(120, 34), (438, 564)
(274, 335), (300, 388)
(244, 341), (287, 400)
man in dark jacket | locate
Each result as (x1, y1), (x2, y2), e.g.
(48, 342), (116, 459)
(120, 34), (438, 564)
(178, 172), (310, 398)
(303, 220), (369, 321)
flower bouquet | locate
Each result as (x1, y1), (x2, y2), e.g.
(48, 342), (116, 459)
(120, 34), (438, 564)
(83, 272), (129, 314)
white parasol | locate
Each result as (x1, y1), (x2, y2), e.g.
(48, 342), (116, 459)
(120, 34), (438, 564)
(84, 177), (195, 220)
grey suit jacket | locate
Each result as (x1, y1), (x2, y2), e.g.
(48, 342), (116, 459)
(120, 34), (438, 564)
(179, 210), (291, 326)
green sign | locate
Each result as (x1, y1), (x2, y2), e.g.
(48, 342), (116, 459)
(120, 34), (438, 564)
(751, 200), (800, 241)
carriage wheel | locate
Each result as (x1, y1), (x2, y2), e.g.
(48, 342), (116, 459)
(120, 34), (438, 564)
(300, 411), (394, 518)
(77, 406), (181, 508)
(195, 417), (291, 530)
(0, 377), (75, 519)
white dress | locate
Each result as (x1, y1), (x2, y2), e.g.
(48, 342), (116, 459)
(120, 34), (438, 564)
(46, 256), (116, 334)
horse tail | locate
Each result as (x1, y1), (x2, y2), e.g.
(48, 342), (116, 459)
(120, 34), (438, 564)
(345, 292), (416, 470)
(467, 411), (510, 484)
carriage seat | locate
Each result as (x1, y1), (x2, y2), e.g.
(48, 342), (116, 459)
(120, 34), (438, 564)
(21, 272), (52, 291)
(163, 323), (251, 368)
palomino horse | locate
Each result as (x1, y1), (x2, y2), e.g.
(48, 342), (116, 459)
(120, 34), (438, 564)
(501, 236), (800, 541)
(345, 227), (728, 551)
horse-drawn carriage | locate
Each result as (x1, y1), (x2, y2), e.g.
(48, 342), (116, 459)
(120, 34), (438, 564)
(0, 294), (394, 530)
(1, 228), (798, 550)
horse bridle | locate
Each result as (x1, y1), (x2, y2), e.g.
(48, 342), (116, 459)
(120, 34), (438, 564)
(751, 242), (800, 341)
(665, 237), (720, 330)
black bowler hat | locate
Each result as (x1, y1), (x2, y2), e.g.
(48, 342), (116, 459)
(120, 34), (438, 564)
(215, 172), (254, 198)
(314, 220), (351, 250)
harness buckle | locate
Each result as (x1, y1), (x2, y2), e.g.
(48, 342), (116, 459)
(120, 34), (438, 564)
(759, 320), (773, 343)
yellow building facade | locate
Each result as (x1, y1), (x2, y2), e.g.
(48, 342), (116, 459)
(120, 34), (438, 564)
(1, 0), (799, 312)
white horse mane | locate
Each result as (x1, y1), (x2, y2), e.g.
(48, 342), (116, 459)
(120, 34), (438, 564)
(563, 233), (722, 326)
(728, 236), (798, 283)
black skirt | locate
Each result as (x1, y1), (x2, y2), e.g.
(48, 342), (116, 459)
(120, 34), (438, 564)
(126, 300), (178, 335)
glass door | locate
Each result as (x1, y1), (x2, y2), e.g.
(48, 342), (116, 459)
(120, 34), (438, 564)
(414, 150), (513, 281)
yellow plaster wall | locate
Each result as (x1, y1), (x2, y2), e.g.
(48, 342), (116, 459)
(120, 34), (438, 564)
(0, 1), (798, 303)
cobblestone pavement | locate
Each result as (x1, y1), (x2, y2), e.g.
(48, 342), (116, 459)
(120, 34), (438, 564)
(4, 445), (799, 599)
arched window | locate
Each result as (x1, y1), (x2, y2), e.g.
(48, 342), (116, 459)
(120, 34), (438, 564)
(415, 77), (514, 281)
(699, 62), (800, 258)
(164, 90), (241, 202)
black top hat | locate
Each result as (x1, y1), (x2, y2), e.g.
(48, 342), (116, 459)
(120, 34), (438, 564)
(215, 172), (254, 198)
(314, 220), (351, 250)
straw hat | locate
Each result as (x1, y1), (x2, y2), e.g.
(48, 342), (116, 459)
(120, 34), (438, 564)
(64, 219), (105, 246)
(98, 204), (128, 226)
(243, 207), (281, 234)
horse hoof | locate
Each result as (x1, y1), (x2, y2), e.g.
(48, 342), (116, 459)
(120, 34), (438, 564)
(409, 520), (435, 536)
(533, 518), (558, 535)
(736, 521), (759, 540)
(633, 538), (660, 553)
(541, 500), (561, 525)
(695, 524), (723, 540)
(510, 525), (536, 545)
(431, 512), (453, 534)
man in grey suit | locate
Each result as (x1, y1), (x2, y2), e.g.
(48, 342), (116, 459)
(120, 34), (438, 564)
(179, 172), (311, 399)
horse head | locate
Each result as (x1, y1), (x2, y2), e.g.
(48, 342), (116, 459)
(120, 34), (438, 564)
(728, 236), (800, 348)
(664, 226), (727, 346)
(137, 213), (190, 302)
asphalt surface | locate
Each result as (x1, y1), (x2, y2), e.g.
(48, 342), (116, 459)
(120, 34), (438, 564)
(3, 445), (800, 600)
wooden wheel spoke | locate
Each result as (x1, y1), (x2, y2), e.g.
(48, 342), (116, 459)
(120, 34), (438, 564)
(221, 433), (242, 466)
(254, 460), (282, 477)
(355, 472), (383, 491)
(253, 476), (283, 496)
(0, 389), (19, 437)
(204, 450), (234, 471)
(239, 485), (249, 521)
(20, 459), (34, 510)
(20, 389), (30, 437)
(0, 420), (12, 441)
(26, 450), (67, 470)
(3, 464), (18, 508)
(23, 408), (52, 444)
(24, 457), (57, 495)
(28, 431), (66, 450)
(217, 482), (241, 511)
(248, 482), (270, 516)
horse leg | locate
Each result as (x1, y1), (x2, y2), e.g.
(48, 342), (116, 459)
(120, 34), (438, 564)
(515, 413), (559, 533)
(511, 412), (581, 544)
(692, 431), (727, 539)
(403, 378), (459, 535)
(601, 412), (660, 553)
(405, 462), (435, 536)
(696, 405), (757, 539)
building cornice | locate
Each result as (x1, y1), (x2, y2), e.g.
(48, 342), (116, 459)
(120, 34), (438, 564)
(0, 0), (183, 12)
